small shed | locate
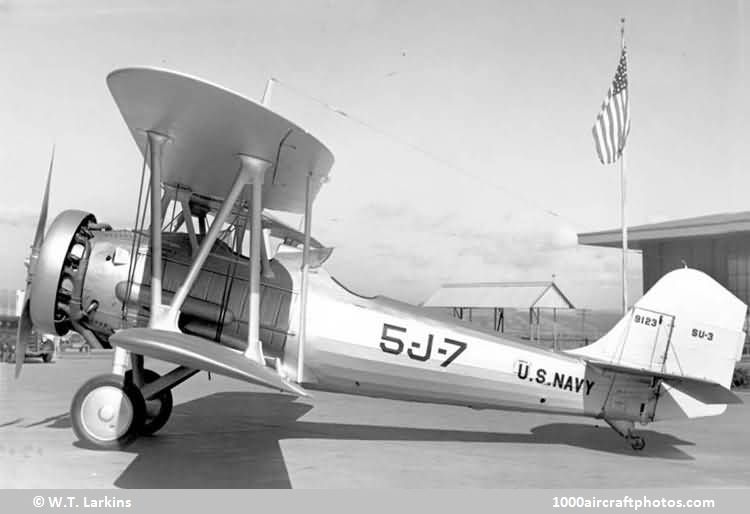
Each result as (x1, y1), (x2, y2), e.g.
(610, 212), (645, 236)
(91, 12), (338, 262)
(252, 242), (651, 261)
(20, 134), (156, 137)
(423, 281), (575, 346)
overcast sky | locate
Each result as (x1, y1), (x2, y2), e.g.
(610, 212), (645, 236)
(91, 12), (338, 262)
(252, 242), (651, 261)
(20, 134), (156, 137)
(0, 0), (747, 310)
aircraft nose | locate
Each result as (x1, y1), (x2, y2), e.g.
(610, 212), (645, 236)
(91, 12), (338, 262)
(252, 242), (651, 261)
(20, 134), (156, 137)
(28, 209), (97, 337)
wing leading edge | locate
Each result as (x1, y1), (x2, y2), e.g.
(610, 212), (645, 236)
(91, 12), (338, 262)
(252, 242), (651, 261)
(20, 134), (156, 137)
(110, 328), (308, 397)
(107, 67), (334, 214)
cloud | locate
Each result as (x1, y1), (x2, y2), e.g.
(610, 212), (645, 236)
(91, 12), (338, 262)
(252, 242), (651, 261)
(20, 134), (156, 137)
(363, 202), (456, 233)
(354, 201), (579, 272)
(447, 223), (578, 269)
(324, 200), (640, 308)
(369, 243), (434, 269)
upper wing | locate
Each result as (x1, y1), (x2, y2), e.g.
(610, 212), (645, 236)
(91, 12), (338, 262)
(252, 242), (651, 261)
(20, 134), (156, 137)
(107, 67), (334, 214)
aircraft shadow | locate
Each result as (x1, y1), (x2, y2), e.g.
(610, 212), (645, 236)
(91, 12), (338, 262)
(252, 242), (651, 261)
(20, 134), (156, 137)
(24, 413), (71, 429)
(0, 417), (24, 428)
(20, 392), (695, 488)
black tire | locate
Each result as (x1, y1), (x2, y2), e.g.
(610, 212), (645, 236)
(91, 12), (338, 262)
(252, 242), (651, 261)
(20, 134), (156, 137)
(42, 352), (54, 363)
(630, 436), (646, 451)
(79, 343), (91, 353)
(71, 374), (145, 450)
(125, 368), (173, 436)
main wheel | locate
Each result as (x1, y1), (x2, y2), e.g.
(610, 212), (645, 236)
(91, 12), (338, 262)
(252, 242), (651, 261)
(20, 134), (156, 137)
(71, 374), (145, 450)
(125, 368), (173, 436)
(42, 352), (54, 363)
(630, 436), (646, 451)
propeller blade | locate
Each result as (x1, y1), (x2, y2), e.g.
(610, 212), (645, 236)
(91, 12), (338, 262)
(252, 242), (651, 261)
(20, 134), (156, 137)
(17, 145), (55, 378)
(15, 294), (32, 378)
(32, 145), (55, 251)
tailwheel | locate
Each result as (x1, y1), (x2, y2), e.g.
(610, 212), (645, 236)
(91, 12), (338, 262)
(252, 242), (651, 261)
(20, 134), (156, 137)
(71, 374), (145, 450)
(629, 436), (646, 451)
(125, 368), (173, 436)
(605, 418), (646, 452)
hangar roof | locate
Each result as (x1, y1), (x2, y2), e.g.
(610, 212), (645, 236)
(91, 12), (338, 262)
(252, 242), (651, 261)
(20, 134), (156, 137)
(423, 282), (574, 309)
(578, 211), (750, 249)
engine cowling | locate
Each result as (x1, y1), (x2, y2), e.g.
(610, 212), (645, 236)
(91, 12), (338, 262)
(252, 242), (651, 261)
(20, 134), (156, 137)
(30, 210), (96, 336)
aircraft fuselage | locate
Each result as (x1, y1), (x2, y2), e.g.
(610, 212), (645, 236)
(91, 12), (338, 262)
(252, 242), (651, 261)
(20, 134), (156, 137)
(61, 228), (657, 425)
(275, 254), (657, 424)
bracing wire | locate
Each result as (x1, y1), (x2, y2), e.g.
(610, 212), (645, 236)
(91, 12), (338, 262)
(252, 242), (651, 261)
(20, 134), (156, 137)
(122, 141), (150, 321)
(272, 78), (586, 227)
(167, 196), (177, 232)
(215, 213), (247, 343)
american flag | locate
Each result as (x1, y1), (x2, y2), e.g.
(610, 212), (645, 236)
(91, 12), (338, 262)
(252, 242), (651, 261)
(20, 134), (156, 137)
(592, 47), (630, 164)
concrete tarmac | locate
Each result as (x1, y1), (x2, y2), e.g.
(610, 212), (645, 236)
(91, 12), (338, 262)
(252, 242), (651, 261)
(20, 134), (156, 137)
(1, 355), (749, 488)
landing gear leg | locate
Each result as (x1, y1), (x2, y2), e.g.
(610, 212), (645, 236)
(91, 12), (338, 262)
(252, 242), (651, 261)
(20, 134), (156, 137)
(605, 419), (646, 451)
(125, 368), (173, 435)
(124, 353), (173, 436)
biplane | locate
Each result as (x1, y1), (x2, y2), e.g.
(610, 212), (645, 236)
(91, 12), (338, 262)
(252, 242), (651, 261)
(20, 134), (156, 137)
(14, 68), (746, 451)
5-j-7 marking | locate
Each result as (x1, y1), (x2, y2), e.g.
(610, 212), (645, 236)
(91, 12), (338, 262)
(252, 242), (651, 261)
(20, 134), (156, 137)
(379, 323), (467, 367)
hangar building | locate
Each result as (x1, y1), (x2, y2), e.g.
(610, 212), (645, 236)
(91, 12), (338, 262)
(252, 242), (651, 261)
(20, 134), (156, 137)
(578, 211), (750, 355)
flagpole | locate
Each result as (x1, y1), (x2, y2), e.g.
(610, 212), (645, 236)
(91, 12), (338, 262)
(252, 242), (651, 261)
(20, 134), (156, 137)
(619, 18), (628, 315)
(621, 147), (628, 315)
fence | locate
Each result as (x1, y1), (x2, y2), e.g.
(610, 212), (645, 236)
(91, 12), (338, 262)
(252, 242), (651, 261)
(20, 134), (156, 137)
(427, 307), (622, 350)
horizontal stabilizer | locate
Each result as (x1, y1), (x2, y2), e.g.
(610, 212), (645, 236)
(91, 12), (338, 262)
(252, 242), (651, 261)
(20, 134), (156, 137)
(666, 378), (742, 405)
(586, 359), (742, 405)
(110, 328), (308, 397)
